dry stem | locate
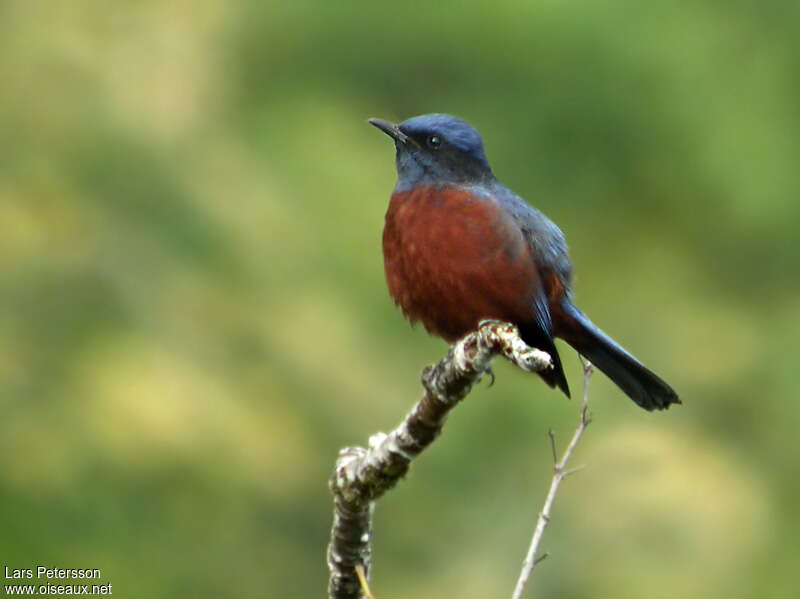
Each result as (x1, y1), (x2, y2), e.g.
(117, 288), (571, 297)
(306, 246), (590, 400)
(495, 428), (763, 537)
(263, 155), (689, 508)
(510, 361), (594, 599)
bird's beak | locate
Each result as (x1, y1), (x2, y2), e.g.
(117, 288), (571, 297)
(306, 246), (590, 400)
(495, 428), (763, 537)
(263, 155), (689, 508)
(368, 118), (414, 145)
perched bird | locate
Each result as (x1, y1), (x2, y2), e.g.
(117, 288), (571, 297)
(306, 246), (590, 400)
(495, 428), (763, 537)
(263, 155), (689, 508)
(369, 113), (679, 411)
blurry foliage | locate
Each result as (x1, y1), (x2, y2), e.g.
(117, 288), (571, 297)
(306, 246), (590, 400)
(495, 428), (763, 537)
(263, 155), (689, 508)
(1, 1), (799, 597)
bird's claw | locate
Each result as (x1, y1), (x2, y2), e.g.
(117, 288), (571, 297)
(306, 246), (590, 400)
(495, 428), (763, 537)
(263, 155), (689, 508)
(485, 366), (496, 387)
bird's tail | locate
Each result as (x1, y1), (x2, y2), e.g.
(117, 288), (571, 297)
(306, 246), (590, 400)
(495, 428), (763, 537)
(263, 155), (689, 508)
(557, 299), (679, 411)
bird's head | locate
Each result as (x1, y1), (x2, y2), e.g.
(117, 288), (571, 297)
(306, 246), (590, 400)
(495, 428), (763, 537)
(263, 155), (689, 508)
(369, 113), (493, 190)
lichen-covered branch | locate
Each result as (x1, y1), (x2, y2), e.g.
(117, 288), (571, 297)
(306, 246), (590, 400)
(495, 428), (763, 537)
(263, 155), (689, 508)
(327, 321), (553, 599)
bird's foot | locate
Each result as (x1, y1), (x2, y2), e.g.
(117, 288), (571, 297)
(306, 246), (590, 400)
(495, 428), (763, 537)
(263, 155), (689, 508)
(477, 318), (506, 329)
(484, 365), (496, 387)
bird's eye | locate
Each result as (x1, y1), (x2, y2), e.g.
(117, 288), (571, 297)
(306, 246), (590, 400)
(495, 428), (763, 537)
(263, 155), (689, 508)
(427, 135), (441, 149)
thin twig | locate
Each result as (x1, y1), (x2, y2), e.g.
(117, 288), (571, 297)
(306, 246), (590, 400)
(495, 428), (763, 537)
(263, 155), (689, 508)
(511, 362), (594, 599)
(547, 428), (557, 465)
(532, 552), (549, 566)
(354, 564), (375, 599)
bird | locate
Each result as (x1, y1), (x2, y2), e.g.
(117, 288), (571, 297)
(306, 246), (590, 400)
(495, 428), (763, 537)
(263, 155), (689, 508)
(369, 113), (679, 411)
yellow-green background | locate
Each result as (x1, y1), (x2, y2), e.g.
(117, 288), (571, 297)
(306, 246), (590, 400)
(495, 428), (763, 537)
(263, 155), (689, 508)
(2, 1), (799, 597)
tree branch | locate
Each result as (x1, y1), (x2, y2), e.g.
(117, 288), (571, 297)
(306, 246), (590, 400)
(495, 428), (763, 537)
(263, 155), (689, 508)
(327, 321), (554, 599)
(510, 361), (594, 599)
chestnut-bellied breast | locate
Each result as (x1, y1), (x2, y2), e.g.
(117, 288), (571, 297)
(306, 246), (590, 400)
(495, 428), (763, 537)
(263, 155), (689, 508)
(369, 113), (679, 411)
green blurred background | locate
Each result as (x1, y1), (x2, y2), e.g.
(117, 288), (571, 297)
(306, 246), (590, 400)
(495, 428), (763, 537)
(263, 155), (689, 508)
(2, 1), (799, 597)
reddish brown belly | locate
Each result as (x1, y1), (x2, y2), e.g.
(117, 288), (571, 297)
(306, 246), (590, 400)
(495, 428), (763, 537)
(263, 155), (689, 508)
(382, 185), (541, 341)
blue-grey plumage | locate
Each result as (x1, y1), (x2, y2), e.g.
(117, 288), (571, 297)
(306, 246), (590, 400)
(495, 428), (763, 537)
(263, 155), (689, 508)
(371, 113), (679, 410)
